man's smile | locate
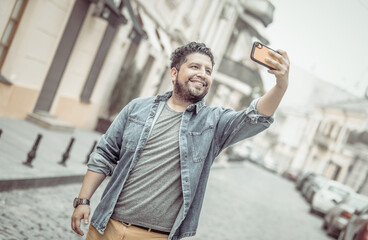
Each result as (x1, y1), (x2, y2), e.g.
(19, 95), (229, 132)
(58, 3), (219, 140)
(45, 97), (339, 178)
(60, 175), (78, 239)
(189, 78), (206, 87)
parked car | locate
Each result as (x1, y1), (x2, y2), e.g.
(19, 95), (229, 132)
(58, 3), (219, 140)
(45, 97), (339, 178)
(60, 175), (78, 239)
(323, 193), (368, 238)
(227, 142), (252, 162)
(263, 156), (277, 173)
(282, 169), (300, 182)
(311, 180), (355, 216)
(248, 151), (263, 166)
(301, 176), (315, 196)
(296, 172), (316, 191)
(338, 205), (368, 240)
(301, 174), (323, 198)
(304, 176), (329, 203)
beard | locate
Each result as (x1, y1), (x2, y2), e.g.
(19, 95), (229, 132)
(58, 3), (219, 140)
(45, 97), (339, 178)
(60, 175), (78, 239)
(173, 76), (209, 103)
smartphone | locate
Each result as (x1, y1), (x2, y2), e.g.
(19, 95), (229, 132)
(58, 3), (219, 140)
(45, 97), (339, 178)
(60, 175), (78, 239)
(250, 42), (278, 70)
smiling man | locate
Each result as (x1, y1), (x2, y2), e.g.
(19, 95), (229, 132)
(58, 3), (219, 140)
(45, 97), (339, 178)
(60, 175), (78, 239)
(168, 50), (213, 112)
(71, 42), (290, 240)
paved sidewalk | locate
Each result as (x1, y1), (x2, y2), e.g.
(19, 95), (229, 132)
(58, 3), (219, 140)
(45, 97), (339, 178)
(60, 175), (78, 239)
(0, 117), (230, 191)
(0, 117), (102, 191)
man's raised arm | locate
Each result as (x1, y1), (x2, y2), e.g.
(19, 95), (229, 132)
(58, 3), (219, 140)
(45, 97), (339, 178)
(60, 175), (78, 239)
(256, 49), (290, 116)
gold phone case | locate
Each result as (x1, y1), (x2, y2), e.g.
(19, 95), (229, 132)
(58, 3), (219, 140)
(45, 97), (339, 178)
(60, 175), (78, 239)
(250, 42), (278, 70)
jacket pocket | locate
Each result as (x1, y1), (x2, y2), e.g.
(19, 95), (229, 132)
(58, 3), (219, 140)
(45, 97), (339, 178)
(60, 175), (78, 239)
(189, 125), (214, 162)
(122, 117), (145, 152)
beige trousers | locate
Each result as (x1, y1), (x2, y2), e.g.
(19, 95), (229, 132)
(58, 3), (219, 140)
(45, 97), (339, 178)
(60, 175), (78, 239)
(86, 218), (169, 240)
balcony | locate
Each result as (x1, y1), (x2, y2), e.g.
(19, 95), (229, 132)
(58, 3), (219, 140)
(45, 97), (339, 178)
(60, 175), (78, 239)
(240, 0), (275, 27)
(217, 57), (263, 88)
(313, 133), (330, 150)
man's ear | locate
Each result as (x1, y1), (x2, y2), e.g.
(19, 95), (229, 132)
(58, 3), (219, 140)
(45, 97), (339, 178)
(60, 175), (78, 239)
(170, 67), (178, 84)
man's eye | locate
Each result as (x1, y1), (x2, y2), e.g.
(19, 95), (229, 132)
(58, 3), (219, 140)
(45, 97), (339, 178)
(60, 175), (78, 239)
(191, 65), (198, 69)
(206, 70), (212, 75)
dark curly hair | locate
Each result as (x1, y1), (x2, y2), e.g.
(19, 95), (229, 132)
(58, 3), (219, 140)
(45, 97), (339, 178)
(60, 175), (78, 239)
(170, 42), (215, 70)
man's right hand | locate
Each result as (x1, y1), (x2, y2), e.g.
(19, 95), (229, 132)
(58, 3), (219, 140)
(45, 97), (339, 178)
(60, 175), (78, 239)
(71, 205), (90, 236)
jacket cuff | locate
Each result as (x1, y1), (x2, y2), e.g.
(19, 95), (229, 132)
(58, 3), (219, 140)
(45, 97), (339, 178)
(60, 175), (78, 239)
(245, 98), (274, 125)
(87, 152), (115, 176)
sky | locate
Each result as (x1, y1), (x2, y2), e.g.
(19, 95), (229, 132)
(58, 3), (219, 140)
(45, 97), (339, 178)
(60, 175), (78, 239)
(261, 0), (368, 98)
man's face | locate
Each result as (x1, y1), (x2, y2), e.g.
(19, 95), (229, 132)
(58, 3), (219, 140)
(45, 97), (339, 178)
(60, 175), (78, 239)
(171, 53), (213, 103)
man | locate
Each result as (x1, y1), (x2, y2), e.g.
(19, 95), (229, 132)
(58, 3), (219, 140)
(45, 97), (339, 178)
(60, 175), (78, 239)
(71, 42), (290, 240)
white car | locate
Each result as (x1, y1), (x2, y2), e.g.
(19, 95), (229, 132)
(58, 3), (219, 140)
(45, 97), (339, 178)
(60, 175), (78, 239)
(311, 180), (355, 215)
(323, 193), (368, 237)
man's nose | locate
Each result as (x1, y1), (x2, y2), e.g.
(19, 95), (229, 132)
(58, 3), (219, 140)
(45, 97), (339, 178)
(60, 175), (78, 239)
(196, 68), (206, 77)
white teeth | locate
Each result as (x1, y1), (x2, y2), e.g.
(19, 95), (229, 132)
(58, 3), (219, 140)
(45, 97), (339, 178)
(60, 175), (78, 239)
(191, 80), (205, 87)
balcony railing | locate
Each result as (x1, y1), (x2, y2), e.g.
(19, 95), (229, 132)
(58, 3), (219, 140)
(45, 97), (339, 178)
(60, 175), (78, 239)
(313, 133), (331, 150)
(240, 0), (275, 27)
(217, 57), (263, 88)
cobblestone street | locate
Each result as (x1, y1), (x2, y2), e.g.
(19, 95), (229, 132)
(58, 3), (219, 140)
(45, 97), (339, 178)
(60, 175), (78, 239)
(192, 162), (334, 240)
(0, 162), (333, 240)
(0, 179), (107, 240)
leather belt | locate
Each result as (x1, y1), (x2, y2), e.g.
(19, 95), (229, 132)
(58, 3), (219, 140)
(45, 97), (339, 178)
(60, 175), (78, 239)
(122, 222), (170, 235)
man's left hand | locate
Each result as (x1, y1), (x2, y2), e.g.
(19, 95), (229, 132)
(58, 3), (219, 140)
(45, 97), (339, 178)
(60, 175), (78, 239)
(266, 49), (290, 90)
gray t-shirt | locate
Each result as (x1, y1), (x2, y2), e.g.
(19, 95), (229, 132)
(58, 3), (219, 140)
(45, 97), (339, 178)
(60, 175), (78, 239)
(111, 103), (183, 232)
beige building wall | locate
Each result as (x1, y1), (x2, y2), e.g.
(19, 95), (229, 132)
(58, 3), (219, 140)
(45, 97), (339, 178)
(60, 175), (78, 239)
(134, 0), (238, 84)
(1, 0), (138, 129)
(139, 56), (169, 97)
(292, 116), (320, 170)
(301, 106), (368, 184)
(1, 0), (272, 132)
(86, 20), (133, 129)
(0, 0), (75, 118)
(53, 4), (108, 128)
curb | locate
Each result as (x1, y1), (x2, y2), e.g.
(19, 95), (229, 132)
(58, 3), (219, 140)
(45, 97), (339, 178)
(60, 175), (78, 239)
(0, 175), (85, 192)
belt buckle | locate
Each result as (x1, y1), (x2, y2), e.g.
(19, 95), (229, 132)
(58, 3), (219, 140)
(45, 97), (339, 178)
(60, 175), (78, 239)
(122, 221), (132, 227)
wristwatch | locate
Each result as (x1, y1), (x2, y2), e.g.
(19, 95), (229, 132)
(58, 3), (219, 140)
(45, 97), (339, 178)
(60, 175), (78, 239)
(73, 198), (90, 208)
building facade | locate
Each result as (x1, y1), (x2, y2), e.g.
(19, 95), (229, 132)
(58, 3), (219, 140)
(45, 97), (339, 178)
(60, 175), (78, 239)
(0, 0), (274, 133)
(302, 100), (368, 193)
(251, 75), (368, 194)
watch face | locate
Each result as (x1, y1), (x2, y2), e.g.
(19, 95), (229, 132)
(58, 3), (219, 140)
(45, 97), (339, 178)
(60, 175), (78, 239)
(73, 198), (79, 208)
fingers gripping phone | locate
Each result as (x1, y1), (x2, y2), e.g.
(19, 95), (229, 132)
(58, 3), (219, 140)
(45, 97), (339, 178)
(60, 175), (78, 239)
(250, 42), (278, 70)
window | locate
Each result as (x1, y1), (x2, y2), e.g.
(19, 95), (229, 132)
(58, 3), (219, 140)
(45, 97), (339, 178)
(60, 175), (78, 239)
(0, 0), (28, 69)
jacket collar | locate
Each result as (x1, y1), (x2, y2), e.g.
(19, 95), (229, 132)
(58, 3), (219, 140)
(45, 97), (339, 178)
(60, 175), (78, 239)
(155, 91), (206, 114)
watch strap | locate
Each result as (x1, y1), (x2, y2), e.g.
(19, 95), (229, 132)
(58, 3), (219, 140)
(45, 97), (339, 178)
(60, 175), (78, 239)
(74, 198), (90, 208)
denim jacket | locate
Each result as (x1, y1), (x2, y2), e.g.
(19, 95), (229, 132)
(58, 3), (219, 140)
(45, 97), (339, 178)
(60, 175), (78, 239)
(88, 91), (273, 240)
